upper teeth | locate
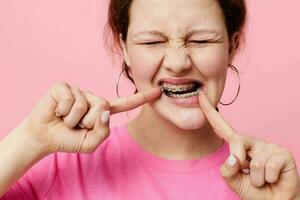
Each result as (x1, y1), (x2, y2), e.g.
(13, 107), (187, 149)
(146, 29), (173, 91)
(160, 82), (199, 92)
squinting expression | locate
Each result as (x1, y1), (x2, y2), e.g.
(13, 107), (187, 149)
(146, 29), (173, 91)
(120, 0), (234, 130)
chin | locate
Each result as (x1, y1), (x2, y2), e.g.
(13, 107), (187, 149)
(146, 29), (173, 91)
(152, 100), (208, 131)
(173, 118), (207, 130)
(170, 111), (207, 130)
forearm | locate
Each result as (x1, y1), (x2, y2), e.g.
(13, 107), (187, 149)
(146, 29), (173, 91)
(0, 122), (49, 197)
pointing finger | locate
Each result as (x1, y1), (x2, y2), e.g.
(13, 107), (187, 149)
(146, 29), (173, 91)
(109, 87), (162, 114)
(198, 90), (237, 143)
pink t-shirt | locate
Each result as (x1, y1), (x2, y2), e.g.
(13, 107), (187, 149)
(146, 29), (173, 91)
(2, 123), (240, 199)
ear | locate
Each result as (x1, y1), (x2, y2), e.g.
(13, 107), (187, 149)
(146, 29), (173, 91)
(228, 32), (241, 63)
(119, 33), (132, 67)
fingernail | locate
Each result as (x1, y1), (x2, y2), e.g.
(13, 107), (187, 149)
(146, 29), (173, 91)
(101, 111), (110, 123)
(198, 87), (207, 95)
(55, 108), (62, 116)
(227, 154), (236, 167)
(160, 86), (164, 92)
(242, 168), (250, 174)
(78, 123), (85, 129)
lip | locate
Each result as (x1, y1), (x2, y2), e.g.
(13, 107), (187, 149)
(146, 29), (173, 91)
(158, 78), (204, 86)
(161, 92), (200, 107)
(157, 77), (205, 107)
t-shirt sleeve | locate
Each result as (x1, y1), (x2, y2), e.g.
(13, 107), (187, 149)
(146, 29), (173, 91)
(0, 153), (58, 200)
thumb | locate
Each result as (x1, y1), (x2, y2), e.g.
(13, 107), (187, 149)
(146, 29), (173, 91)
(220, 154), (243, 191)
(93, 110), (111, 143)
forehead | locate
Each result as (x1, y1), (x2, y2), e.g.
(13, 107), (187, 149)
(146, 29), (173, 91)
(128, 0), (225, 34)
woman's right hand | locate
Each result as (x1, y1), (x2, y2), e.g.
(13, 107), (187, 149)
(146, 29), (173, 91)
(19, 82), (162, 154)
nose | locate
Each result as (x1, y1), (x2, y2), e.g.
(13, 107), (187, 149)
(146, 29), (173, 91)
(162, 46), (192, 75)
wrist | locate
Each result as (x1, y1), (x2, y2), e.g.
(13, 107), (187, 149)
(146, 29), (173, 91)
(0, 120), (51, 196)
(10, 118), (52, 158)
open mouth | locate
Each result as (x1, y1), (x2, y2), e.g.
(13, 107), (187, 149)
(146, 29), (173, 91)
(160, 81), (204, 98)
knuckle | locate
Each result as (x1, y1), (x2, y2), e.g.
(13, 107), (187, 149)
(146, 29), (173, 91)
(267, 143), (279, 150)
(84, 90), (94, 96)
(231, 134), (242, 143)
(250, 160), (263, 169)
(72, 85), (80, 90)
(74, 102), (88, 112)
(62, 94), (74, 103)
(88, 90), (94, 95)
(266, 161), (279, 171)
(283, 150), (294, 160)
(277, 148), (293, 157)
(97, 99), (110, 110)
(284, 149), (293, 156)
(236, 135), (244, 143)
(53, 81), (68, 88)
(50, 82), (69, 95)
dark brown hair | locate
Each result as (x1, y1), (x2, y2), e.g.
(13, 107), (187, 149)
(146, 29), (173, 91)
(104, 0), (247, 94)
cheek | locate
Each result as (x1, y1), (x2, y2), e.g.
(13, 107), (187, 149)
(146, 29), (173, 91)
(189, 47), (228, 105)
(190, 47), (228, 76)
(127, 47), (163, 89)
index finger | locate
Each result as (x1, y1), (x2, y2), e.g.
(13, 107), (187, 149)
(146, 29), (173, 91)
(109, 87), (162, 114)
(198, 90), (237, 142)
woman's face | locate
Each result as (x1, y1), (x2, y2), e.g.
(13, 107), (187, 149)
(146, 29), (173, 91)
(120, 0), (237, 130)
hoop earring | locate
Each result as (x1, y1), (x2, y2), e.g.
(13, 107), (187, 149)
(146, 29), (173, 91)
(219, 64), (241, 106)
(116, 65), (137, 98)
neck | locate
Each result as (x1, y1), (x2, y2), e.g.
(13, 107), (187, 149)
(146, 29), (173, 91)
(127, 104), (224, 160)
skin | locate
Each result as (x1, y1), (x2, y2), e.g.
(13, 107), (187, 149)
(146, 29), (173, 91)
(0, 0), (299, 198)
(123, 0), (229, 129)
(118, 0), (300, 198)
(198, 90), (300, 199)
(0, 82), (162, 196)
(2, 81), (298, 199)
(120, 0), (239, 160)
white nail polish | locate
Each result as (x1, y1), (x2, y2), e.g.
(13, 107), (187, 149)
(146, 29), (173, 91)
(227, 154), (236, 167)
(242, 168), (250, 174)
(101, 111), (110, 123)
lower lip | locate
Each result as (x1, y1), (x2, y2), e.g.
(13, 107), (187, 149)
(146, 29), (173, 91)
(161, 91), (200, 107)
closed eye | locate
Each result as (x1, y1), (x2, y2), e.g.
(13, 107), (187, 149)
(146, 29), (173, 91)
(189, 40), (210, 44)
(143, 41), (163, 45)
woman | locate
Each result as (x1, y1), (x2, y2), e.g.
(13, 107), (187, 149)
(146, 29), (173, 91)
(0, 0), (299, 199)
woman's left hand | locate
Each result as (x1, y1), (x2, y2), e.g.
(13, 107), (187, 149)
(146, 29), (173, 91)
(198, 90), (300, 200)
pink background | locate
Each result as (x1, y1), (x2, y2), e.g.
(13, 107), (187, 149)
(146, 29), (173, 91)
(0, 0), (299, 172)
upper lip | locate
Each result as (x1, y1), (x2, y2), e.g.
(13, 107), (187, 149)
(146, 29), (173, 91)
(158, 78), (204, 86)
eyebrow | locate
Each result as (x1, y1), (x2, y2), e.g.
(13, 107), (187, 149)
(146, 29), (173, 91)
(186, 29), (220, 38)
(133, 29), (220, 38)
(134, 30), (167, 38)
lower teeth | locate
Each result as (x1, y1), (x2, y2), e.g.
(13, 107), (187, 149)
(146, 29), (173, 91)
(167, 88), (201, 98)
